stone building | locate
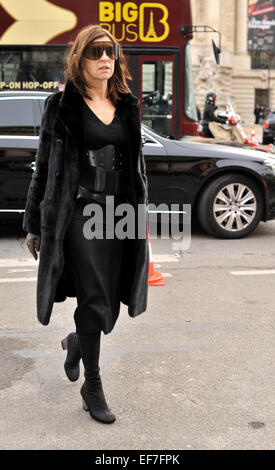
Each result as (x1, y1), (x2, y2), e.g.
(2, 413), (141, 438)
(190, 0), (275, 124)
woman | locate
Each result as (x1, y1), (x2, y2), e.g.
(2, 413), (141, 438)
(23, 24), (149, 424)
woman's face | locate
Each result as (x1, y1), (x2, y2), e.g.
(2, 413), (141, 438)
(82, 35), (115, 84)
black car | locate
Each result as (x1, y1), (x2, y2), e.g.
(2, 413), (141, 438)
(1, 91), (275, 239)
(262, 111), (275, 145)
(142, 125), (275, 238)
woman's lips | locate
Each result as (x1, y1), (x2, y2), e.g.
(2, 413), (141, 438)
(99, 66), (110, 70)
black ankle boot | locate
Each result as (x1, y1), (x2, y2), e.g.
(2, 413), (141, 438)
(78, 332), (116, 424)
(81, 379), (116, 424)
(61, 332), (81, 382)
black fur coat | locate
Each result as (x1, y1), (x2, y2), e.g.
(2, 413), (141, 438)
(23, 79), (149, 327)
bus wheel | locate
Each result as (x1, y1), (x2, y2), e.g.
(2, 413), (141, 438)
(196, 173), (263, 239)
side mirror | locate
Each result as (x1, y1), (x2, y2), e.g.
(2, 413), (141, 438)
(212, 39), (221, 65)
(181, 26), (221, 65)
(141, 130), (148, 146)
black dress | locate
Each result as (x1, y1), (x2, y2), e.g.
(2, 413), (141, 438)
(63, 99), (129, 335)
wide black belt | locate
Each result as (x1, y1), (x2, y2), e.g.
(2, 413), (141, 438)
(77, 145), (127, 198)
(85, 145), (123, 170)
(77, 167), (127, 196)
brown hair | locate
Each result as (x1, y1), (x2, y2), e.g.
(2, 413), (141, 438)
(64, 24), (132, 103)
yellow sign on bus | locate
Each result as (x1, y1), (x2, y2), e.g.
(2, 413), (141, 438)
(99, 1), (170, 42)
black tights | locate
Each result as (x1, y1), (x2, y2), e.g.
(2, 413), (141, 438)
(78, 332), (101, 390)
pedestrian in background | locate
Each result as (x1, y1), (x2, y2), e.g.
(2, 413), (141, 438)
(196, 104), (201, 122)
(254, 104), (260, 124)
(23, 24), (149, 424)
(259, 105), (265, 125)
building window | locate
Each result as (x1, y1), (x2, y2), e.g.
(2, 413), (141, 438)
(251, 51), (275, 69)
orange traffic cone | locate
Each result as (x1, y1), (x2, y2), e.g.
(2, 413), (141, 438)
(250, 125), (257, 142)
(148, 229), (165, 286)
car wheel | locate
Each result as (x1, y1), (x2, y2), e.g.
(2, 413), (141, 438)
(197, 173), (263, 239)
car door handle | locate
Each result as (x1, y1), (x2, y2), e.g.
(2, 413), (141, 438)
(29, 161), (36, 172)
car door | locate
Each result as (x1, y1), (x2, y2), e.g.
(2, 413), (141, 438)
(142, 128), (171, 206)
(0, 140), (38, 213)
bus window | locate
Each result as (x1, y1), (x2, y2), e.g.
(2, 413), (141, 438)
(0, 46), (66, 92)
(184, 43), (197, 122)
(141, 59), (174, 136)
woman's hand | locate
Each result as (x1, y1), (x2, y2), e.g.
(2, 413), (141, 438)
(26, 232), (41, 260)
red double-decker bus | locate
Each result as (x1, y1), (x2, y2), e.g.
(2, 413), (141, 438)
(0, 0), (197, 137)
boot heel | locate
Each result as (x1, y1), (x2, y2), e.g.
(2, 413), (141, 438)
(82, 398), (89, 412)
(61, 336), (68, 350)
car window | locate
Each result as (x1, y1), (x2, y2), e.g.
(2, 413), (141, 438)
(0, 98), (35, 135)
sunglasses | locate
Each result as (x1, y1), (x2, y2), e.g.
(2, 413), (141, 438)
(83, 41), (120, 61)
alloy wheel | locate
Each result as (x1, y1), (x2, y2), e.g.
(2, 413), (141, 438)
(213, 183), (257, 232)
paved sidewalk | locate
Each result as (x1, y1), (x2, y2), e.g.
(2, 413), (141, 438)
(1, 221), (275, 450)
